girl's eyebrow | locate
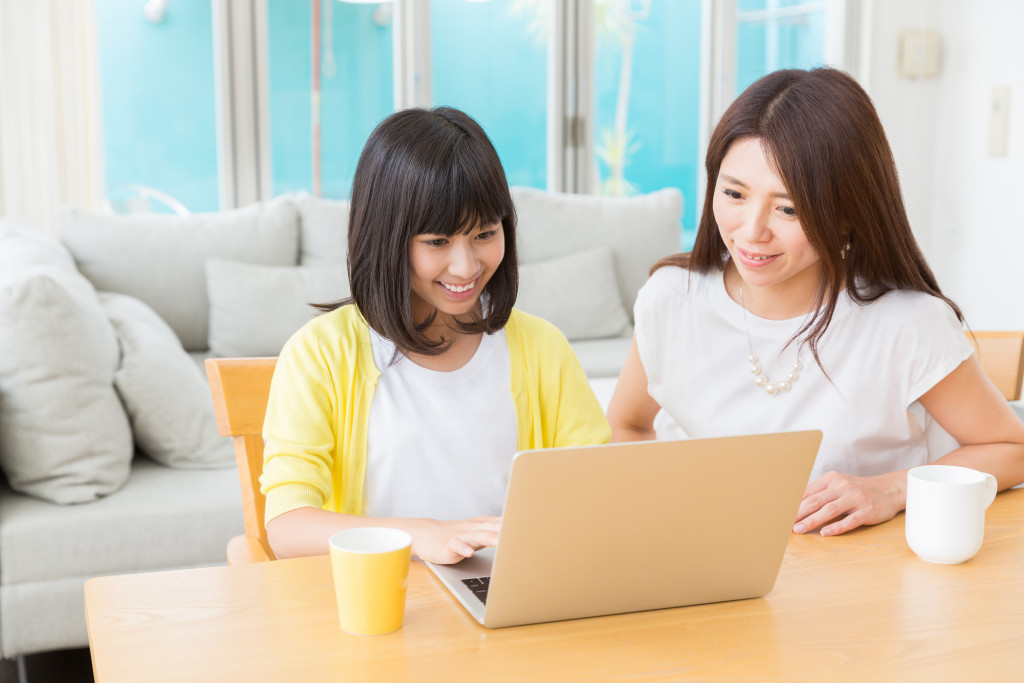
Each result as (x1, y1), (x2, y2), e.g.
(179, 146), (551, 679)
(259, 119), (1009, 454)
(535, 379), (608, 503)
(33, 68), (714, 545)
(719, 173), (791, 200)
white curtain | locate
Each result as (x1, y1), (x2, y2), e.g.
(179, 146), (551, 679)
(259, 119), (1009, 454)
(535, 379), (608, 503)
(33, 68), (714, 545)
(0, 0), (103, 235)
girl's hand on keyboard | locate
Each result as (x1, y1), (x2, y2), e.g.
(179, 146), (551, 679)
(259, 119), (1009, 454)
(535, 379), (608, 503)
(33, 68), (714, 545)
(410, 516), (501, 564)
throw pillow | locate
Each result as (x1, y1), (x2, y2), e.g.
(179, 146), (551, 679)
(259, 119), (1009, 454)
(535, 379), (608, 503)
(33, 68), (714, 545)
(60, 197), (300, 351)
(512, 186), (683, 318)
(516, 246), (631, 341)
(206, 259), (351, 357)
(0, 267), (134, 504)
(99, 292), (235, 469)
(294, 192), (349, 267)
(0, 217), (77, 272)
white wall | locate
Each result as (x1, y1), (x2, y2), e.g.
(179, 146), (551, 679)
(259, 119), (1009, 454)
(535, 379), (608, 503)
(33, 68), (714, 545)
(867, 0), (1024, 329)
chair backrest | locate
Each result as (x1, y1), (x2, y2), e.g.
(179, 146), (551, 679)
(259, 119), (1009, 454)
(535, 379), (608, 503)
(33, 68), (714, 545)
(206, 357), (278, 562)
(968, 331), (1024, 401)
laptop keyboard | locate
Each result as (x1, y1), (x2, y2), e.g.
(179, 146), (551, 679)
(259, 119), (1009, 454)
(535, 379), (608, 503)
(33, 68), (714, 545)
(461, 576), (491, 604)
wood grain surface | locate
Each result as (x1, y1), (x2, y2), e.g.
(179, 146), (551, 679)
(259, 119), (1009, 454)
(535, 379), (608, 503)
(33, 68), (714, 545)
(86, 488), (1024, 682)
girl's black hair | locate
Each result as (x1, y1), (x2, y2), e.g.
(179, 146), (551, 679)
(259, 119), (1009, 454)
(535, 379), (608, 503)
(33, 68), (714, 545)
(316, 106), (518, 356)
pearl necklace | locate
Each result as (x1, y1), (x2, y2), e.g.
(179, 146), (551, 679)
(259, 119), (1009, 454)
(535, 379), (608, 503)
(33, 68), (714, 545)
(738, 284), (802, 396)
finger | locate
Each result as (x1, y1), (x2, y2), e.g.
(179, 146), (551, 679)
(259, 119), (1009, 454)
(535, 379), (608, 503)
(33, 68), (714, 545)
(456, 528), (500, 550)
(456, 519), (502, 535)
(447, 538), (477, 559)
(820, 511), (865, 536)
(427, 543), (472, 565)
(795, 488), (841, 527)
(802, 472), (836, 498)
(467, 516), (502, 524)
(794, 496), (849, 534)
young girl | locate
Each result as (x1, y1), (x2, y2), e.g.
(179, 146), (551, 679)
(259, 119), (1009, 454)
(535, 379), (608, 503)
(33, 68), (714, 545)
(608, 68), (1024, 537)
(260, 107), (610, 564)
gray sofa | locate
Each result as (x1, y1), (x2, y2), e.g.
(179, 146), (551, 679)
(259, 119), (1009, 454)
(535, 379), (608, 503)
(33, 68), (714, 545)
(0, 187), (682, 660)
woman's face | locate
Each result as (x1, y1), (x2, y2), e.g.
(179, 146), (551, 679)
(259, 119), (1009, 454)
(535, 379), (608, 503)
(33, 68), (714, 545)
(408, 220), (505, 325)
(713, 137), (821, 312)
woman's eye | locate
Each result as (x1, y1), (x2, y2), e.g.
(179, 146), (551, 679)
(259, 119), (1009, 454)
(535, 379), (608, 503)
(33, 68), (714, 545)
(476, 230), (498, 240)
(424, 238), (448, 247)
(722, 188), (742, 200)
(779, 206), (797, 217)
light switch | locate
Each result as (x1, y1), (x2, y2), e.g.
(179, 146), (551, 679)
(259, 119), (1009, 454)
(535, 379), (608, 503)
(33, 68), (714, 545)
(988, 86), (1011, 157)
(898, 30), (940, 79)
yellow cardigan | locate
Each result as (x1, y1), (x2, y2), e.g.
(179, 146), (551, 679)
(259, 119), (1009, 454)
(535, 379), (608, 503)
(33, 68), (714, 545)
(261, 305), (611, 523)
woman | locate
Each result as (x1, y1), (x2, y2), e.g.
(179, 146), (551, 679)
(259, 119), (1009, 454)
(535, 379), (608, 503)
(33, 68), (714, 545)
(607, 67), (1024, 536)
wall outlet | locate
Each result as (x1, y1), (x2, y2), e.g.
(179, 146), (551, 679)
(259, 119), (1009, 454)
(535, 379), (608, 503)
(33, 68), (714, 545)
(988, 86), (1011, 158)
(898, 30), (940, 79)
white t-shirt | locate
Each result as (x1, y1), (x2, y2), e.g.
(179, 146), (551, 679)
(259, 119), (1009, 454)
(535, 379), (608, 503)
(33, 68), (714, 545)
(635, 266), (974, 481)
(363, 329), (519, 520)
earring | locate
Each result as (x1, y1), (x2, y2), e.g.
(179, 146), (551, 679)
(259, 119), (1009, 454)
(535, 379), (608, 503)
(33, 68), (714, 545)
(840, 240), (851, 260)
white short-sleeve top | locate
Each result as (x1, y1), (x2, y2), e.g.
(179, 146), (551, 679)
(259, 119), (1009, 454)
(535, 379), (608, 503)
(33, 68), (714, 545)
(363, 328), (518, 520)
(634, 266), (974, 481)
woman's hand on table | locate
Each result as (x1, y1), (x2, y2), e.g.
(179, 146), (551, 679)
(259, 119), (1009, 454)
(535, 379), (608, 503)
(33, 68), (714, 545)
(410, 516), (502, 564)
(793, 470), (907, 536)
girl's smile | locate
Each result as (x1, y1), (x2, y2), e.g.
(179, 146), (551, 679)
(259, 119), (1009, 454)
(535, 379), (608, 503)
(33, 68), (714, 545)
(437, 278), (478, 298)
(409, 221), (505, 326)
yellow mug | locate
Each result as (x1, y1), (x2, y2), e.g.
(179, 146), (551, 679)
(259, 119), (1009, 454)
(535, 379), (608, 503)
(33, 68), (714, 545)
(328, 527), (412, 635)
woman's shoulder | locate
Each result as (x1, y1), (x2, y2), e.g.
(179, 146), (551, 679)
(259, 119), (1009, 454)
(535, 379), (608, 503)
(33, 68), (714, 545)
(859, 289), (961, 325)
(846, 289), (965, 347)
(285, 303), (369, 354)
(637, 263), (718, 312)
(647, 263), (689, 288)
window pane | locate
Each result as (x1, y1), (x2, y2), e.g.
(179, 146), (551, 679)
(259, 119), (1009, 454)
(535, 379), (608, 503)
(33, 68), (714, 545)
(95, 0), (218, 212)
(736, 0), (827, 94)
(593, 1), (700, 247)
(267, 0), (394, 198)
(431, 0), (549, 189)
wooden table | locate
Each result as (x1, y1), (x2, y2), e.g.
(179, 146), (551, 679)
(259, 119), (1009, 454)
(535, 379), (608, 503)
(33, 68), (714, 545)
(85, 489), (1024, 682)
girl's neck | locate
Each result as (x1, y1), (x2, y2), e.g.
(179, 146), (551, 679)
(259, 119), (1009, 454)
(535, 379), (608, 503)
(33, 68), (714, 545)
(404, 328), (484, 372)
(723, 262), (821, 321)
(406, 302), (485, 372)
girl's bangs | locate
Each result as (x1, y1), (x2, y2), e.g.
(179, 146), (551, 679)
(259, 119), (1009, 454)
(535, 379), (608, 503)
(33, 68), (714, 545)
(414, 155), (510, 237)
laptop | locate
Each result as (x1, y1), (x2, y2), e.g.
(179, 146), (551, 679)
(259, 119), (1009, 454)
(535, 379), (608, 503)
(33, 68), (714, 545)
(427, 430), (822, 628)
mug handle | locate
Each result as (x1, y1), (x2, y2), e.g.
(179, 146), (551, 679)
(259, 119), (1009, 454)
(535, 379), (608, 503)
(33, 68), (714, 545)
(982, 472), (998, 508)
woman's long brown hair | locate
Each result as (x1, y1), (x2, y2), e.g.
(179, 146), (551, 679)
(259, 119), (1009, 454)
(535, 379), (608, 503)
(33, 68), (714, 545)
(655, 67), (962, 369)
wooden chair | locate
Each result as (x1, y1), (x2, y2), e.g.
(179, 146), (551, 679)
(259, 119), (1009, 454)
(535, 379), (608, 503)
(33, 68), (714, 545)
(206, 357), (279, 564)
(967, 331), (1024, 401)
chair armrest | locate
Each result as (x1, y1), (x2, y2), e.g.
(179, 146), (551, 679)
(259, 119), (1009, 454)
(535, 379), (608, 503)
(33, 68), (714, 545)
(227, 535), (271, 565)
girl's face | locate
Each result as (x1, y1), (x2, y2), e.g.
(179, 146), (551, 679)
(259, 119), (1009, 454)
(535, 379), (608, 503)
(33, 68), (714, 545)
(713, 137), (821, 312)
(408, 220), (505, 325)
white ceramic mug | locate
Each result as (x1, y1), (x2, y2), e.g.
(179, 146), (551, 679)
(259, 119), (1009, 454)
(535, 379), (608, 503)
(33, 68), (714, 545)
(905, 465), (997, 564)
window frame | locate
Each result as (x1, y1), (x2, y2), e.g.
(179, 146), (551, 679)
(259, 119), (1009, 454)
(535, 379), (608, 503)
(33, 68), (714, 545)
(215, 0), (865, 210)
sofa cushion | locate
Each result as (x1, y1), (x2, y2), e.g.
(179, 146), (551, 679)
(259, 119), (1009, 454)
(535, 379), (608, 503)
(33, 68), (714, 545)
(517, 246), (630, 341)
(0, 218), (78, 272)
(100, 292), (234, 469)
(60, 198), (300, 351)
(570, 336), (633, 380)
(206, 259), (350, 357)
(294, 193), (349, 267)
(0, 457), (243, 585)
(512, 186), (683, 320)
(0, 268), (133, 504)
